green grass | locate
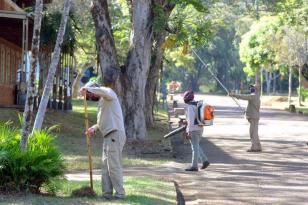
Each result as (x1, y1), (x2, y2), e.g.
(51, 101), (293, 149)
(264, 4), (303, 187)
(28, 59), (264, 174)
(0, 177), (176, 205)
(0, 100), (171, 171)
(297, 107), (308, 114)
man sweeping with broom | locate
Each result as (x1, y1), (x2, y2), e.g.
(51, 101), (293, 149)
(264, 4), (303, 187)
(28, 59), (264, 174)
(80, 66), (126, 200)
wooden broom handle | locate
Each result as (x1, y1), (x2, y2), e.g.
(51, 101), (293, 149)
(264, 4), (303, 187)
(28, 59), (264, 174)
(84, 94), (94, 189)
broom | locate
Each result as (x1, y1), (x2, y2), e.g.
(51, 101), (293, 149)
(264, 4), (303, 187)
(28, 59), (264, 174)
(72, 94), (96, 197)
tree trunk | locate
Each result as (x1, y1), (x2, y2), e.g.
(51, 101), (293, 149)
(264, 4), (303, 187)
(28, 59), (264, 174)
(92, 0), (153, 139)
(145, 32), (167, 127)
(288, 66), (292, 106)
(72, 63), (89, 98)
(265, 71), (271, 95)
(260, 67), (263, 96)
(139, 1), (174, 127)
(120, 0), (153, 139)
(272, 72), (277, 93)
(255, 66), (261, 87)
(91, 0), (118, 72)
(32, 0), (71, 131)
(298, 66), (302, 106)
(20, 0), (44, 149)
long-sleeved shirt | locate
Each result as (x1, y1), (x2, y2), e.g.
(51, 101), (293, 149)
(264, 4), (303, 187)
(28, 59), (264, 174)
(186, 103), (203, 133)
(87, 86), (125, 137)
(233, 92), (260, 119)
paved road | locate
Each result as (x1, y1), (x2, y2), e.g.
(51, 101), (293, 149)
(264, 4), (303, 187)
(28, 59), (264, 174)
(170, 94), (308, 205)
(66, 95), (308, 205)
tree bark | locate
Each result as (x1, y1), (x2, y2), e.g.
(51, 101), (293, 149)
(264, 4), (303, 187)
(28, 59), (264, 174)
(144, 1), (174, 127)
(72, 63), (89, 99)
(265, 71), (271, 95)
(120, 0), (153, 139)
(20, 0), (44, 150)
(255, 66), (261, 87)
(298, 66), (302, 106)
(272, 71), (277, 93)
(288, 66), (292, 106)
(91, 0), (118, 73)
(145, 31), (167, 127)
(32, 0), (71, 130)
(92, 0), (153, 139)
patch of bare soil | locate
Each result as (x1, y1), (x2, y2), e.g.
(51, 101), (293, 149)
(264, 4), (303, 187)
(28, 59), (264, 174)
(262, 96), (288, 106)
(71, 186), (96, 197)
(124, 138), (172, 159)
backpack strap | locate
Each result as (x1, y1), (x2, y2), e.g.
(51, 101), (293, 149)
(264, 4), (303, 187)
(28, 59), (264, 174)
(187, 101), (198, 106)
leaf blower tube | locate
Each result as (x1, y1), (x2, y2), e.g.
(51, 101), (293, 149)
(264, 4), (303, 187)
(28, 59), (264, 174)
(191, 48), (245, 113)
(164, 125), (186, 139)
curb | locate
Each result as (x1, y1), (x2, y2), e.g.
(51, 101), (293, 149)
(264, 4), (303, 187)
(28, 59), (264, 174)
(174, 180), (185, 205)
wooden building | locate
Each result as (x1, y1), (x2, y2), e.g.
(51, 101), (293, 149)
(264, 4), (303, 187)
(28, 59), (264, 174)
(0, 0), (32, 106)
(0, 0), (74, 110)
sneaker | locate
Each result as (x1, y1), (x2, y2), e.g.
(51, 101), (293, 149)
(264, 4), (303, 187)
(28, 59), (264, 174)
(185, 167), (198, 172)
(201, 161), (210, 170)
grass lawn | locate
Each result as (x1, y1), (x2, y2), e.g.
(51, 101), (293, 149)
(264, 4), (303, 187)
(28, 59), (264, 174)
(0, 100), (171, 171)
(297, 107), (308, 114)
(0, 176), (176, 205)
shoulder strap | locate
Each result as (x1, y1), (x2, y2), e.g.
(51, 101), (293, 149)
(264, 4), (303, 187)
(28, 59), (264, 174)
(187, 101), (198, 106)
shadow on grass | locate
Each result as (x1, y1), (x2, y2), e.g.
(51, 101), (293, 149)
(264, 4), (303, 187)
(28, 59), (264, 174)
(0, 177), (175, 205)
(0, 194), (174, 205)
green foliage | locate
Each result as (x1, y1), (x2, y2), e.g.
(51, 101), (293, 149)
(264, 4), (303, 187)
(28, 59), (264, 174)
(239, 17), (280, 76)
(297, 87), (308, 102)
(168, 4), (213, 48)
(0, 122), (65, 193)
(109, 0), (131, 65)
(277, 1), (307, 34)
(171, 0), (209, 12)
(153, 3), (168, 33)
(41, 11), (77, 54)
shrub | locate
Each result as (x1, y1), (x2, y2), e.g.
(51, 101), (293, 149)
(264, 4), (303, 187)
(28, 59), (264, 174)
(297, 86), (308, 102)
(0, 121), (65, 193)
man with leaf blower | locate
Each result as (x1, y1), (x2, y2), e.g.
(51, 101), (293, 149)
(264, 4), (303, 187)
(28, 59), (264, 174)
(183, 90), (210, 172)
(80, 66), (126, 200)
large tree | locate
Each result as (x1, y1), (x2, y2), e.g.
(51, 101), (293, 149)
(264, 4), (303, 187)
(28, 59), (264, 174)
(91, 0), (153, 139)
(91, 0), (209, 138)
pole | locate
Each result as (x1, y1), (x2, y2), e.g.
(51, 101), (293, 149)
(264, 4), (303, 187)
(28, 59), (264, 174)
(191, 48), (245, 113)
(84, 95), (93, 190)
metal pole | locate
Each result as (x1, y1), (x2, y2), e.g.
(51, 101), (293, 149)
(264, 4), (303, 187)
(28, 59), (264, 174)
(191, 48), (245, 113)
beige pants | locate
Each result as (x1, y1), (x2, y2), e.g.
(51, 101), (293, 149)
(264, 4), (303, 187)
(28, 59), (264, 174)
(102, 130), (126, 197)
(247, 118), (262, 150)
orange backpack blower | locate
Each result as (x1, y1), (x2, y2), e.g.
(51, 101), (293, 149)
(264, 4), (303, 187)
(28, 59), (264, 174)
(196, 101), (214, 126)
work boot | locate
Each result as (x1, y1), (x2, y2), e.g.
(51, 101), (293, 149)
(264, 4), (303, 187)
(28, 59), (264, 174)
(185, 167), (198, 172)
(247, 149), (262, 152)
(102, 194), (113, 200)
(114, 194), (126, 200)
(201, 161), (210, 170)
